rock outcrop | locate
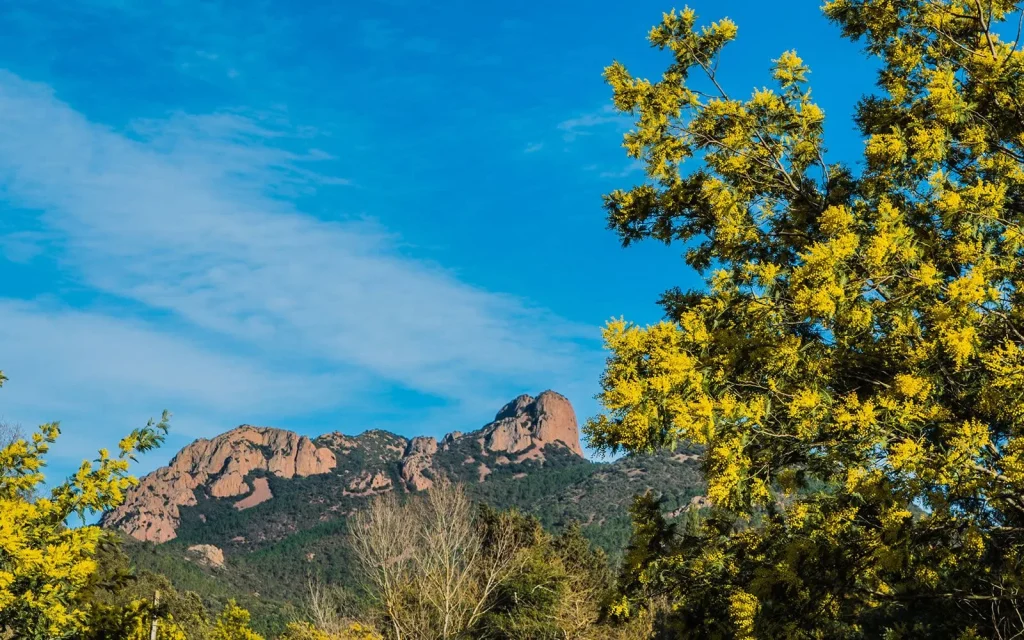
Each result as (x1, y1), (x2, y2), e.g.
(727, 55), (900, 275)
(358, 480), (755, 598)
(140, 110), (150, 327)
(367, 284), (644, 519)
(187, 544), (225, 569)
(346, 470), (392, 494)
(400, 436), (438, 491)
(440, 431), (462, 449)
(233, 477), (273, 510)
(101, 426), (336, 543)
(481, 391), (583, 457)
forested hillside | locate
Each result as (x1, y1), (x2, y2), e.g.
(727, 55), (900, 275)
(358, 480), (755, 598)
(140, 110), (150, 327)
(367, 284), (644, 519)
(98, 393), (704, 633)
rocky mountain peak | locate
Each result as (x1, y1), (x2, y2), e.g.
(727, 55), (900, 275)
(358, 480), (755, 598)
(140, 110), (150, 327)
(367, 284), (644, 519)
(494, 394), (535, 421)
(102, 391), (584, 544)
(482, 390), (583, 457)
(405, 435), (438, 457)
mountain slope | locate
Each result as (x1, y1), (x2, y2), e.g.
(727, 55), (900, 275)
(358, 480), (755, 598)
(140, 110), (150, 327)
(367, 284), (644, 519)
(104, 391), (705, 633)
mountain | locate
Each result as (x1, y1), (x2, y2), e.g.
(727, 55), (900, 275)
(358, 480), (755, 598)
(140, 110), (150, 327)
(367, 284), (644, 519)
(103, 391), (705, 633)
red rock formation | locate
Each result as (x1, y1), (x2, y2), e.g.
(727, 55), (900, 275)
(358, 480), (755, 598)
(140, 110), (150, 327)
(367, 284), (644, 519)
(233, 477), (273, 510)
(400, 436), (438, 491)
(102, 391), (584, 544)
(481, 391), (583, 457)
(346, 470), (393, 494)
(101, 426), (336, 543)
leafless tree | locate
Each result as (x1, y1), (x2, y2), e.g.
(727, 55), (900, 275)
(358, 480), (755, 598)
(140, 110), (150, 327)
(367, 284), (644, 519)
(555, 571), (603, 640)
(349, 479), (525, 640)
(0, 418), (23, 448)
(350, 490), (418, 639)
(303, 575), (369, 637)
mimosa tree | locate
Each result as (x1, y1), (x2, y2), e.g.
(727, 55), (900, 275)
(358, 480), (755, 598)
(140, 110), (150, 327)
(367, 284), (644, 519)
(587, 1), (1024, 637)
(0, 368), (170, 639)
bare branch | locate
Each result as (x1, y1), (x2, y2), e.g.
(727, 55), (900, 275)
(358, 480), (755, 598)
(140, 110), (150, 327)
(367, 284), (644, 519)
(350, 480), (528, 640)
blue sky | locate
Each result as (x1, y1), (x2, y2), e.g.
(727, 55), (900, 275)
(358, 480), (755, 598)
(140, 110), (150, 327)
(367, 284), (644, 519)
(0, 0), (877, 481)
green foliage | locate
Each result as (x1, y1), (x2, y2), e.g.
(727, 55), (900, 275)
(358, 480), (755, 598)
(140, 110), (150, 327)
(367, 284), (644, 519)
(614, 493), (677, 605)
(124, 535), (310, 638)
(590, 1), (1024, 637)
(476, 508), (559, 639)
(476, 508), (624, 640)
(81, 598), (189, 640)
(83, 539), (210, 640)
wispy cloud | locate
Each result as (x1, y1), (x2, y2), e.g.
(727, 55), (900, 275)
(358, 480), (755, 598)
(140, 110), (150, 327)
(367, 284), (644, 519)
(523, 142), (544, 154)
(0, 300), (341, 418)
(599, 160), (645, 179)
(557, 105), (632, 142)
(0, 299), (349, 471)
(176, 49), (240, 81)
(0, 71), (601, 467)
(0, 230), (52, 263)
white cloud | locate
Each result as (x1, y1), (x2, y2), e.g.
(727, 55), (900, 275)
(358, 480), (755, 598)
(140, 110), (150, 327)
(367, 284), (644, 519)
(523, 142), (544, 154)
(0, 300), (341, 416)
(598, 160), (646, 179)
(0, 71), (601, 465)
(557, 105), (633, 142)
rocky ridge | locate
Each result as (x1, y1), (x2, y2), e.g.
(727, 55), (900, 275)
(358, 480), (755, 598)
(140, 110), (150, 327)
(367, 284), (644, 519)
(103, 390), (583, 543)
(102, 426), (336, 543)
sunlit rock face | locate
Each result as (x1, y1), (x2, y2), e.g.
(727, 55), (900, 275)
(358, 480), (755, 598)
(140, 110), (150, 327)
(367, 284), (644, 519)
(482, 391), (583, 457)
(100, 426), (336, 542)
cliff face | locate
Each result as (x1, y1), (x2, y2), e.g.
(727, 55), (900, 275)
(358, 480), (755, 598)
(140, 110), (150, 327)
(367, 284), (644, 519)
(481, 390), (583, 457)
(101, 426), (337, 543)
(102, 391), (585, 544)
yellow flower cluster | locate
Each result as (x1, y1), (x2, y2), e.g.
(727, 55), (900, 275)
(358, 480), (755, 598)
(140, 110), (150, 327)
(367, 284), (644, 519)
(593, 1), (1024, 635)
(0, 371), (172, 638)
